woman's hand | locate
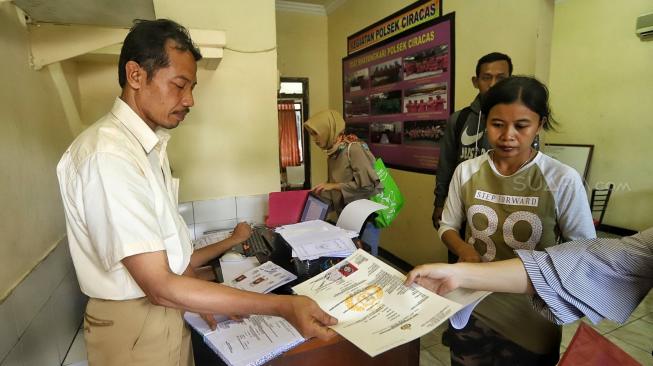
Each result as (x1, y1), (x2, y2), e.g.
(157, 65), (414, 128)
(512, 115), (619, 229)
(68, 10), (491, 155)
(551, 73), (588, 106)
(312, 182), (342, 194)
(457, 245), (482, 263)
(404, 264), (461, 295)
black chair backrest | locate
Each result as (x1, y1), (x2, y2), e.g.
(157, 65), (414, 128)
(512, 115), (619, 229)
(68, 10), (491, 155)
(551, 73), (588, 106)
(590, 183), (614, 226)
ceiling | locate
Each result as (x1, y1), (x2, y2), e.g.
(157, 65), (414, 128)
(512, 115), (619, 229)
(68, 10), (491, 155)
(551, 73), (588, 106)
(13, 0), (155, 27)
(13, 0), (342, 27)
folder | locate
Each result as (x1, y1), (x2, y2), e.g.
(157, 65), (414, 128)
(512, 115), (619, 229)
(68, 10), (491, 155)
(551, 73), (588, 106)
(265, 189), (310, 227)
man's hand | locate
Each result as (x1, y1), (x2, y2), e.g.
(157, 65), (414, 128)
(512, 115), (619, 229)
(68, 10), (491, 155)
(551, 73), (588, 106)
(230, 222), (252, 244)
(200, 313), (219, 330)
(404, 264), (460, 295)
(312, 182), (341, 195)
(432, 206), (444, 229)
(279, 296), (338, 341)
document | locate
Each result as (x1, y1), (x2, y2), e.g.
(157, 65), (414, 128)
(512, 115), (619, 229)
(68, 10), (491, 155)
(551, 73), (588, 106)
(185, 313), (304, 366)
(293, 249), (477, 357)
(220, 257), (260, 284)
(276, 220), (358, 260)
(185, 261), (303, 365)
(227, 261), (297, 293)
(335, 199), (387, 232)
(193, 229), (232, 250)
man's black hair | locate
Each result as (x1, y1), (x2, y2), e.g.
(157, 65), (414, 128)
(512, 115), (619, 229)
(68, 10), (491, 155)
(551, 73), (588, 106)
(118, 19), (202, 88)
(475, 52), (513, 77)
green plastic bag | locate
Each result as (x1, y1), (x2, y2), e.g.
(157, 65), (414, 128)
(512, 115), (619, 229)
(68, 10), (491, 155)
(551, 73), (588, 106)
(370, 158), (404, 228)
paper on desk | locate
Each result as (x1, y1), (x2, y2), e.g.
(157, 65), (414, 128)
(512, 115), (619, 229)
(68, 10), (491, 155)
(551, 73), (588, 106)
(184, 312), (304, 366)
(184, 312), (229, 335)
(204, 315), (304, 366)
(227, 261), (297, 293)
(293, 249), (463, 358)
(275, 220), (356, 238)
(291, 235), (357, 260)
(193, 230), (232, 250)
(276, 220), (358, 260)
(219, 257), (260, 283)
(336, 199), (387, 232)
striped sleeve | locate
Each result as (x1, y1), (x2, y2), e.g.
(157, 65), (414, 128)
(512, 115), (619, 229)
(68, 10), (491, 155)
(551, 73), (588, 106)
(515, 229), (653, 325)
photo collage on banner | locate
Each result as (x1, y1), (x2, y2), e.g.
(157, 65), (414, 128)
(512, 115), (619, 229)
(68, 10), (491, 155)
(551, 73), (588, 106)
(343, 11), (454, 173)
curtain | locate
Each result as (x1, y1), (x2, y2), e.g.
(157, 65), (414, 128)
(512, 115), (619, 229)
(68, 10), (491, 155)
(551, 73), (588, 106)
(278, 103), (301, 168)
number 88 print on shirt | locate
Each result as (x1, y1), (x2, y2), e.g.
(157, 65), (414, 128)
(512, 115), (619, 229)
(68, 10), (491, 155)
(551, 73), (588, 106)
(439, 151), (596, 262)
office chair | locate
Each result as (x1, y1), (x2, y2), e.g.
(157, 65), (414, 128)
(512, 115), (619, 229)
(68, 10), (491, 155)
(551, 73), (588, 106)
(590, 183), (613, 228)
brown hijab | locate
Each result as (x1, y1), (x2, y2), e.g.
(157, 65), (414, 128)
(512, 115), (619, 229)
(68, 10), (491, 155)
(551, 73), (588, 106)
(303, 110), (359, 156)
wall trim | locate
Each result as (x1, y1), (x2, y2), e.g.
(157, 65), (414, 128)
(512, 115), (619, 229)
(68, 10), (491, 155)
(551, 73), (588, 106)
(325, 0), (348, 14)
(0, 234), (65, 304)
(276, 1), (326, 16)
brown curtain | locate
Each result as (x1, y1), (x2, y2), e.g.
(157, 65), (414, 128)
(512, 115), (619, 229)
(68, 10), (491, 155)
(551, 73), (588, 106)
(278, 102), (301, 168)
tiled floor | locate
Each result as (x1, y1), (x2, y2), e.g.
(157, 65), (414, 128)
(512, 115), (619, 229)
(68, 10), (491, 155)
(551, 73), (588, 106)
(62, 326), (87, 366)
(419, 290), (653, 366)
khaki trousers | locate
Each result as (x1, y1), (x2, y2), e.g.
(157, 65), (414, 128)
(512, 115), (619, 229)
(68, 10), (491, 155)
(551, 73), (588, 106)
(84, 297), (194, 366)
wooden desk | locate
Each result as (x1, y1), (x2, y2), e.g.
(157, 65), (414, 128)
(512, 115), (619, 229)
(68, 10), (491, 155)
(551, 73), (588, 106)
(191, 329), (419, 366)
(269, 335), (419, 366)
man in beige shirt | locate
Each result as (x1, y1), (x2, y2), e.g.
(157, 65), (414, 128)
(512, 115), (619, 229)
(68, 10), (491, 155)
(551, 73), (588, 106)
(57, 19), (336, 366)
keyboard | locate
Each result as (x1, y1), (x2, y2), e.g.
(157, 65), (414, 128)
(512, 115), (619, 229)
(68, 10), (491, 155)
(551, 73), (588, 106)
(244, 228), (273, 257)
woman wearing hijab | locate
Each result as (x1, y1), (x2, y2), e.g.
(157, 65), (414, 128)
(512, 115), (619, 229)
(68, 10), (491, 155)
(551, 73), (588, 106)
(303, 110), (383, 252)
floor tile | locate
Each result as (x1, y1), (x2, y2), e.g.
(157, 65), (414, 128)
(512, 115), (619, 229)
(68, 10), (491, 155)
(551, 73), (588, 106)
(425, 343), (451, 366)
(642, 313), (653, 323)
(420, 348), (445, 366)
(605, 335), (653, 366)
(63, 328), (87, 366)
(584, 318), (621, 334)
(560, 320), (581, 347)
(608, 319), (653, 354)
(66, 362), (88, 366)
(631, 290), (653, 319)
(420, 323), (447, 348)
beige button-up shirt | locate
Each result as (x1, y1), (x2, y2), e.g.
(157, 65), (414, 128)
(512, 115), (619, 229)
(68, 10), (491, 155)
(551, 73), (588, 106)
(57, 98), (192, 300)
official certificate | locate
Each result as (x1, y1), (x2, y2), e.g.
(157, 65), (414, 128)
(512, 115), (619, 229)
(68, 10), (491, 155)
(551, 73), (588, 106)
(293, 249), (464, 357)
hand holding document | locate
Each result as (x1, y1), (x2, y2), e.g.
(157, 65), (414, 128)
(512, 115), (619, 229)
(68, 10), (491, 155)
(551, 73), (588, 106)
(292, 249), (489, 357)
(185, 312), (304, 366)
(185, 261), (303, 366)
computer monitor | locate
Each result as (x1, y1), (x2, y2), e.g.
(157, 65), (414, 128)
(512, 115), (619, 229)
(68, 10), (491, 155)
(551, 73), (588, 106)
(300, 193), (330, 222)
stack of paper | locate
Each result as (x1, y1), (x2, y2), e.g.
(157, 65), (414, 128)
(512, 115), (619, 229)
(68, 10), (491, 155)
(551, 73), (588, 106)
(275, 220), (358, 260)
(185, 313), (304, 366)
(193, 229), (232, 250)
(185, 261), (304, 365)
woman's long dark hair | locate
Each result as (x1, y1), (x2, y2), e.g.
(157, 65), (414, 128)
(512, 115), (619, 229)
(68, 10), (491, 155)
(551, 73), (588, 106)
(481, 76), (557, 131)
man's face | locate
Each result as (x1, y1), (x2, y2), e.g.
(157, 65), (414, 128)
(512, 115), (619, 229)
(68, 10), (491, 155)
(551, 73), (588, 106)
(472, 60), (511, 96)
(135, 42), (198, 130)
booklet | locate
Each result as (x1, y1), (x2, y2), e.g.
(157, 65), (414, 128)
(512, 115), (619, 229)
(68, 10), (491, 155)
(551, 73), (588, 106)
(226, 261), (297, 293)
(185, 313), (304, 366)
(185, 261), (302, 365)
(292, 249), (490, 357)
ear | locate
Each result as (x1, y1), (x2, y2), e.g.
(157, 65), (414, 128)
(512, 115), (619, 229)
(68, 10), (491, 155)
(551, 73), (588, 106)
(538, 117), (547, 132)
(124, 61), (144, 90)
(472, 76), (479, 90)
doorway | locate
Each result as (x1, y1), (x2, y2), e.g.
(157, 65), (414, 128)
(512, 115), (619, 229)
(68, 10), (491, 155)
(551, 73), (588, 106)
(277, 77), (310, 190)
